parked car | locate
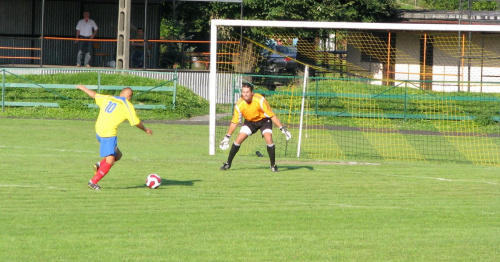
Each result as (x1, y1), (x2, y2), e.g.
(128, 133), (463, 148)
(259, 44), (297, 74)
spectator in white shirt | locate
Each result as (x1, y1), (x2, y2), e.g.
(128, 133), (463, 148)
(75, 11), (98, 67)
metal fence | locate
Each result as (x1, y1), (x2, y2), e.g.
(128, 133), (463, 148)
(0, 68), (233, 102)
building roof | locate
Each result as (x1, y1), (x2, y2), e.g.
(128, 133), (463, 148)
(399, 10), (500, 24)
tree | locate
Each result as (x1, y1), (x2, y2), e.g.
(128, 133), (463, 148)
(244, 0), (398, 22)
(161, 0), (399, 41)
(159, 1), (242, 68)
(158, 0), (399, 68)
(422, 0), (499, 10)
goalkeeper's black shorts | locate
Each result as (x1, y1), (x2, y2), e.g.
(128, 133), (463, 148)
(243, 118), (273, 136)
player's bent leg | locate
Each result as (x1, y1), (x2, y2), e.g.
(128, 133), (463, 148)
(221, 131), (250, 171)
(263, 132), (278, 171)
(221, 142), (241, 171)
(115, 147), (122, 162)
(262, 131), (273, 145)
(93, 158), (108, 174)
(267, 143), (278, 172)
(90, 155), (115, 187)
(105, 155), (115, 166)
(90, 136), (119, 188)
(93, 162), (100, 174)
(235, 127), (251, 144)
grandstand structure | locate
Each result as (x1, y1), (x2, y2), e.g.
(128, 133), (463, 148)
(0, 0), (163, 69)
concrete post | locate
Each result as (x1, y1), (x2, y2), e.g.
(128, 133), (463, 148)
(116, 0), (131, 70)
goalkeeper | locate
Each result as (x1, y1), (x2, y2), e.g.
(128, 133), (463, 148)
(219, 83), (291, 172)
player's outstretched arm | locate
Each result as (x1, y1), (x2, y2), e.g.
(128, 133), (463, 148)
(279, 126), (292, 140)
(75, 85), (96, 99)
(270, 116), (291, 140)
(136, 122), (153, 136)
(219, 122), (238, 150)
(270, 115), (284, 129)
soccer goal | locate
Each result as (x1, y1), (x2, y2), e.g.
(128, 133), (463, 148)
(208, 20), (500, 166)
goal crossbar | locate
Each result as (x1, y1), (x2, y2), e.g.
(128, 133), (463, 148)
(211, 19), (500, 32)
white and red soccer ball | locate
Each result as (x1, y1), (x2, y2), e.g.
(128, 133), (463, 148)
(146, 174), (161, 189)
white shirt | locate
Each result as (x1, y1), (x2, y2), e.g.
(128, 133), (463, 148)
(76, 19), (98, 37)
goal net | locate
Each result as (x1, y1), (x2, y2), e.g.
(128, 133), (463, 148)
(209, 20), (500, 166)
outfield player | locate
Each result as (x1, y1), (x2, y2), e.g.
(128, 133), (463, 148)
(219, 83), (291, 172)
(76, 85), (153, 190)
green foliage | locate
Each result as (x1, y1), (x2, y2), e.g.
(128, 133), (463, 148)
(158, 0), (399, 43)
(156, 0), (399, 67)
(422, 0), (499, 10)
(397, 0), (423, 10)
(159, 18), (195, 69)
(474, 114), (497, 126)
(472, 0), (499, 10)
(5, 72), (163, 86)
(170, 84), (210, 118)
(422, 0), (459, 9)
(240, 0), (398, 22)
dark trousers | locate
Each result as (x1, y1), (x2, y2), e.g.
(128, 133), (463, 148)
(77, 36), (92, 66)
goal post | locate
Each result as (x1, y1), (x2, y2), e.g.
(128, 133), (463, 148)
(209, 19), (500, 166)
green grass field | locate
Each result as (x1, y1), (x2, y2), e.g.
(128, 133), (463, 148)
(0, 118), (498, 261)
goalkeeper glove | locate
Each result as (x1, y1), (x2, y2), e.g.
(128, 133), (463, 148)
(219, 135), (231, 150)
(279, 126), (292, 140)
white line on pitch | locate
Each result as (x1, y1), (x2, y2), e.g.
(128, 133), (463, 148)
(0, 184), (68, 190)
(285, 200), (410, 210)
(182, 194), (411, 210)
(380, 174), (498, 185)
(0, 145), (94, 153)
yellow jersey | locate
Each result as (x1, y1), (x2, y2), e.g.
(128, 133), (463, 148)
(94, 94), (141, 137)
(231, 93), (275, 123)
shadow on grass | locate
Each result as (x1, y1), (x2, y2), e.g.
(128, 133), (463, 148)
(230, 165), (314, 171)
(121, 179), (203, 189)
(280, 165), (314, 171)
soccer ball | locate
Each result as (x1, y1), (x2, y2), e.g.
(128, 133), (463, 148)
(146, 174), (161, 189)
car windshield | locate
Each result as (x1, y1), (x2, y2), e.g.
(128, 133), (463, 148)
(275, 45), (296, 54)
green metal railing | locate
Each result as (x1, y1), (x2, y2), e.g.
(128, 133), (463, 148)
(1, 68), (178, 111)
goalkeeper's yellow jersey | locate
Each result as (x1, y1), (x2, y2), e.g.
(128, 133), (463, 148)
(94, 94), (141, 137)
(231, 93), (275, 123)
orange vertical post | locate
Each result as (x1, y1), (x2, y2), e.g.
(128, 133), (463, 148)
(386, 31), (391, 83)
(423, 33), (427, 89)
(461, 33), (466, 91)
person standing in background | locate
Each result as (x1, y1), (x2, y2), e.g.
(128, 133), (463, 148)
(131, 27), (146, 68)
(75, 11), (98, 67)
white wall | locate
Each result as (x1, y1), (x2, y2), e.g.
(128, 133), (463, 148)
(347, 32), (500, 93)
